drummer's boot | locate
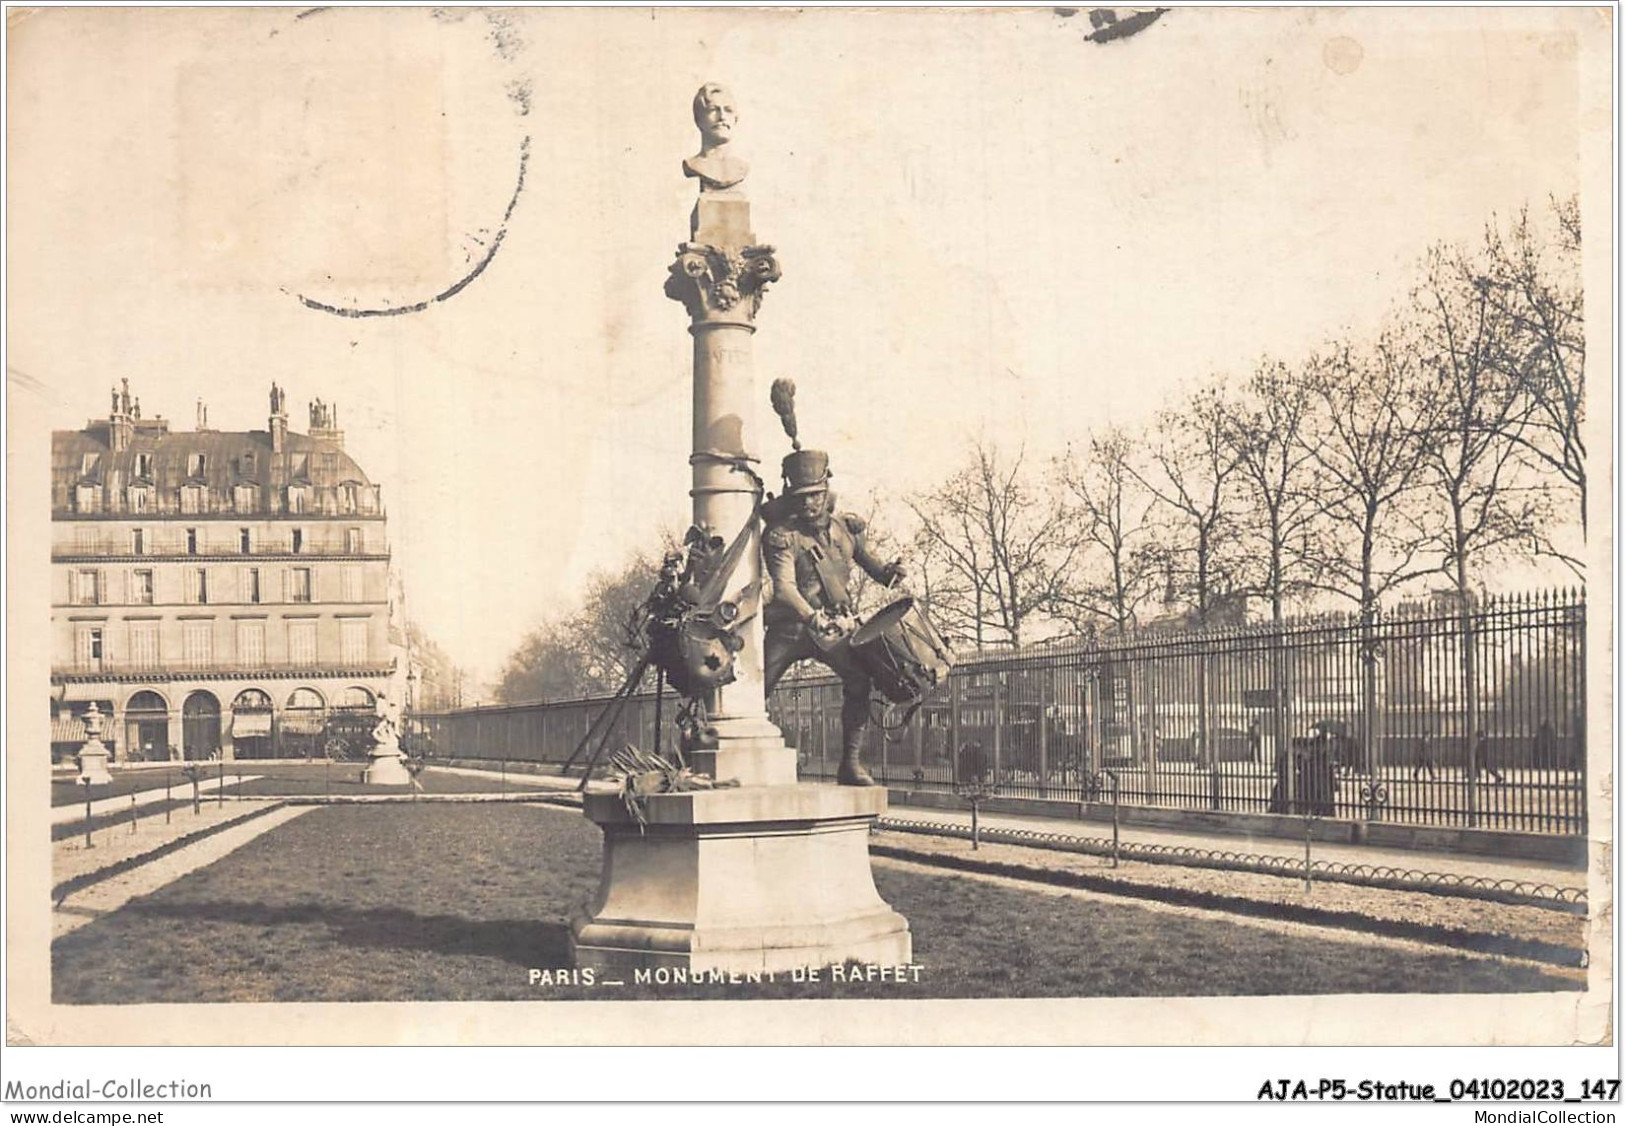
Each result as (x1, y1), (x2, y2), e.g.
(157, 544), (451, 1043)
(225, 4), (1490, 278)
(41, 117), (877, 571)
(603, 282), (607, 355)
(836, 747), (876, 787)
(835, 688), (877, 786)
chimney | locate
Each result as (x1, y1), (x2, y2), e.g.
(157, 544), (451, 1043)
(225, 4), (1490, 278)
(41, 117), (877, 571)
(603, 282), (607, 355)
(308, 397), (345, 449)
(269, 381), (288, 454)
(109, 378), (134, 453)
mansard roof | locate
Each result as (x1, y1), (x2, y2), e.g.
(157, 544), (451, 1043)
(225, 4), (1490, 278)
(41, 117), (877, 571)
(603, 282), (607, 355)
(53, 426), (373, 494)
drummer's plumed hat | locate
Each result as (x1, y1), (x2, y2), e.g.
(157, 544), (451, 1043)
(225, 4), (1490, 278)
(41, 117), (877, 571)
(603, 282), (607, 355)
(770, 379), (832, 494)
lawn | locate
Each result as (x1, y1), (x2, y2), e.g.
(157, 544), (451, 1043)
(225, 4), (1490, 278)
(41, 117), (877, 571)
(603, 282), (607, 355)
(52, 803), (1580, 1004)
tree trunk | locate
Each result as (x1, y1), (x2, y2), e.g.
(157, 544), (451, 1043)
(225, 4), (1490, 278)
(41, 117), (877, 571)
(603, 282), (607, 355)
(1457, 530), (1479, 827)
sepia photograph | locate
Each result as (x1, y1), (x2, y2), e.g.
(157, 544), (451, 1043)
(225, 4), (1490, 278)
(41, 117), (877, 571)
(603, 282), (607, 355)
(3, 1), (1616, 1105)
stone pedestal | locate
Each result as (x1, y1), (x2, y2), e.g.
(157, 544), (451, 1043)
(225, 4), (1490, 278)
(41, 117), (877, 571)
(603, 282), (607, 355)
(570, 766), (911, 974)
(75, 739), (113, 786)
(363, 750), (411, 785)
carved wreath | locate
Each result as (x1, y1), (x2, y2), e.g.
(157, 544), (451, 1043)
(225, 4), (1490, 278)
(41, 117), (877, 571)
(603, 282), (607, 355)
(665, 242), (781, 317)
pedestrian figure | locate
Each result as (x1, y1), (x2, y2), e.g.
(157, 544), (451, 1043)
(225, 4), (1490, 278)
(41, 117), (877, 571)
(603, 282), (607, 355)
(1246, 720), (1262, 762)
(1474, 728), (1504, 784)
(1412, 725), (1437, 781)
(1533, 718), (1556, 770)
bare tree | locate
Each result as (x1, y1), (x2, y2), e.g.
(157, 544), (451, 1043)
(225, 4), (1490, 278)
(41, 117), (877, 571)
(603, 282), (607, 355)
(1411, 241), (1547, 814)
(1412, 242), (1543, 598)
(1222, 358), (1322, 806)
(1130, 384), (1247, 626)
(904, 441), (1079, 650)
(496, 551), (662, 703)
(1298, 335), (1441, 783)
(1127, 384), (1248, 797)
(1224, 358), (1321, 623)
(1054, 427), (1164, 634)
(1298, 338), (1440, 613)
(1477, 198), (1586, 557)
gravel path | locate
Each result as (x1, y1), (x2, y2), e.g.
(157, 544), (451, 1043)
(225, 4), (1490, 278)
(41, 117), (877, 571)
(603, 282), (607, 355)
(871, 830), (1587, 958)
(53, 805), (315, 938)
(872, 853), (1587, 985)
(881, 804), (1586, 886)
(50, 775), (256, 825)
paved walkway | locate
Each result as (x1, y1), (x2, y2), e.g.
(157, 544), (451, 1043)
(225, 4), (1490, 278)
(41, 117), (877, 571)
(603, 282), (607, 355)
(879, 804), (1588, 888)
(422, 764), (564, 789)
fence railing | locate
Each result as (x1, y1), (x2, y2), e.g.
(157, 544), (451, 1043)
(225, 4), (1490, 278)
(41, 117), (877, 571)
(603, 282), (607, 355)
(418, 588), (1587, 836)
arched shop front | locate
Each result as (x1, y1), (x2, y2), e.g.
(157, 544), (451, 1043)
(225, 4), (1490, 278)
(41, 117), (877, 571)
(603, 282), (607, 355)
(231, 688), (275, 759)
(124, 690), (170, 762)
(182, 690), (222, 760)
(280, 687), (328, 759)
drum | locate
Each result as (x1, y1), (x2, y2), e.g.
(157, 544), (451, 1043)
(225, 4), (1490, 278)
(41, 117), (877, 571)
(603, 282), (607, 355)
(849, 597), (955, 706)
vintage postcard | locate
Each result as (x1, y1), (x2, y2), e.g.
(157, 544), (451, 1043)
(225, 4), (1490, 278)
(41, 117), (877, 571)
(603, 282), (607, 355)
(4, 3), (1615, 1098)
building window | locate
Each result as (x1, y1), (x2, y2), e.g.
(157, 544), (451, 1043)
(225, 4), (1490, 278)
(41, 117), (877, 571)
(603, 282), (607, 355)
(128, 486), (150, 513)
(237, 621), (266, 667)
(188, 567), (208, 605)
(183, 621), (212, 667)
(341, 484), (359, 514)
(238, 453), (256, 476)
(133, 452), (153, 479)
(291, 528), (304, 554)
(341, 565), (362, 602)
(131, 569), (154, 605)
(76, 484), (100, 512)
(234, 484), (257, 512)
(180, 485), (204, 514)
(291, 452), (310, 481)
(288, 620), (317, 665)
(131, 528), (145, 555)
(187, 453), (206, 479)
(289, 567), (313, 603)
(346, 527), (363, 554)
(287, 486), (308, 514)
(341, 619), (368, 665)
(242, 567), (261, 604)
(74, 569), (101, 605)
(75, 626), (105, 670)
(75, 526), (97, 553)
(81, 453), (101, 476)
(129, 621), (159, 668)
(240, 527), (252, 554)
(186, 528), (199, 554)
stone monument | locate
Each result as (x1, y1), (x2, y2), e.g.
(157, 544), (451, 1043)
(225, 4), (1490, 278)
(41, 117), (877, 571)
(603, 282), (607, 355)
(362, 696), (411, 785)
(569, 86), (912, 975)
(75, 702), (113, 786)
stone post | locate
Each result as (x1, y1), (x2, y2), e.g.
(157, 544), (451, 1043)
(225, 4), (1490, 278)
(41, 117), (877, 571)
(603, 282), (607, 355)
(76, 701), (113, 785)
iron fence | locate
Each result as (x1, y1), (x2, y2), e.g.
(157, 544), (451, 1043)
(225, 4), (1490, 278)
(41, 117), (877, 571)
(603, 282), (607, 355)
(418, 588), (1587, 836)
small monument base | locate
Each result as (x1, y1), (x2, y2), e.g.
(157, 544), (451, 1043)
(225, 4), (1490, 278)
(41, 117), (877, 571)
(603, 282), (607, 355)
(363, 751), (411, 785)
(76, 741), (113, 786)
(571, 782), (911, 975)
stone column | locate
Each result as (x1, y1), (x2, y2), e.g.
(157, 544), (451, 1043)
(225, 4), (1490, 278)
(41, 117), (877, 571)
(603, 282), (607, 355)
(665, 199), (789, 785)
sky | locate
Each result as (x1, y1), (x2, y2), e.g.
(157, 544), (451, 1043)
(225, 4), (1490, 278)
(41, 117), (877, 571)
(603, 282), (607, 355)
(7, 6), (1604, 685)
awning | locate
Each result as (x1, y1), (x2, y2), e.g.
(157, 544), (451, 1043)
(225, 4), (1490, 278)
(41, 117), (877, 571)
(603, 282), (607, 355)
(52, 716), (87, 744)
(232, 712), (273, 737)
(279, 713), (326, 735)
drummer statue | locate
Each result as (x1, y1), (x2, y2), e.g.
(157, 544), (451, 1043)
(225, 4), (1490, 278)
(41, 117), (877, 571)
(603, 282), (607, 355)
(762, 446), (905, 787)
